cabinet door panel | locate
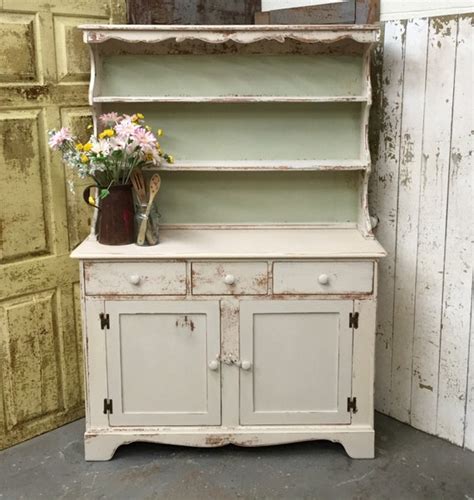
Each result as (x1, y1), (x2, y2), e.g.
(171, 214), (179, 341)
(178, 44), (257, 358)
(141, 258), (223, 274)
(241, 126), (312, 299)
(105, 300), (220, 426)
(240, 300), (353, 425)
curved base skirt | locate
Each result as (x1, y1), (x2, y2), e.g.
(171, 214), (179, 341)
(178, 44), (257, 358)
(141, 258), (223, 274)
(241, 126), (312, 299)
(84, 425), (375, 461)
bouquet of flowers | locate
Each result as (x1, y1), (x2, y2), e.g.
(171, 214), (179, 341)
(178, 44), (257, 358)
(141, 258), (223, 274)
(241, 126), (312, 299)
(48, 112), (173, 199)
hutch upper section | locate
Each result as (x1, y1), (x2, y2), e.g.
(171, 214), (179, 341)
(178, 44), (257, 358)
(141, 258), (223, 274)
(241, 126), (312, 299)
(81, 25), (379, 172)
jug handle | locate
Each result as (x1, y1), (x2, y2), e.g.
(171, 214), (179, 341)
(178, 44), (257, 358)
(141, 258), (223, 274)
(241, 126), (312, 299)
(83, 185), (100, 210)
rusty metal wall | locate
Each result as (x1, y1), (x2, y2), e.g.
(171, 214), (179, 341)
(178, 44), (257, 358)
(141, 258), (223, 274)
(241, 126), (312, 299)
(126, 0), (379, 24)
(0, 0), (126, 450)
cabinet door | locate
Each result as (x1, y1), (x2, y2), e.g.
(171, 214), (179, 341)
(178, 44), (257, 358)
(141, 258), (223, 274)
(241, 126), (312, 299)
(105, 300), (220, 426)
(240, 300), (353, 425)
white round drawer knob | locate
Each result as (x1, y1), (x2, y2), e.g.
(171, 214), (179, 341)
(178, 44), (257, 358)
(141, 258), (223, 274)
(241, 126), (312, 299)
(318, 274), (329, 285)
(208, 360), (220, 371)
(240, 360), (252, 371)
(224, 274), (235, 285)
(128, 274), (141, 285)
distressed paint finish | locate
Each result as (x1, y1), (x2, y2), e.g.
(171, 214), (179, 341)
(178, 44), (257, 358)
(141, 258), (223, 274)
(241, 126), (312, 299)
(371, 15), (473, 449)
(84, 261), (187, 296)
(372, 20), (405, 415)
(191, 262), (268, 295)
(75, 250), (380, 460)
(74, 24), (384, 461)
(0, 1), (125, 450)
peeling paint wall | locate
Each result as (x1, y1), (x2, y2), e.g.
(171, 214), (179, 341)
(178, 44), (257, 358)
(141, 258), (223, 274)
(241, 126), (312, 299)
(0, 1), (126, 450)
(370, 14), (473, 450)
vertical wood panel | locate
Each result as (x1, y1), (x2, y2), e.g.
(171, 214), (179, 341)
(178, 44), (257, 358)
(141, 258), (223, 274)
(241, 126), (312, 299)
(390, 18), (428, 423)
(373, 20), (405, 415)
(410, 16), (457, 435)
(374, 14), (473, 449)
(436, 15), (472, 445)
(465, 292), (474, 450)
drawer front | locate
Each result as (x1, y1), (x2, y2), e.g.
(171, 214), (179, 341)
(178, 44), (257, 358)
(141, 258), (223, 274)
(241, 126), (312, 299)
(273, 261), (373, 295)
(84, 262), (187, 296)
(192, 262), (268, 295)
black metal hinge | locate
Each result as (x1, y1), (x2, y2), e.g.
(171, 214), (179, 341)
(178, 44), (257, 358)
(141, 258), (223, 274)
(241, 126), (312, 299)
(347, 397), (358, 413)
(103, 398), (113, 414)
(349, 312), (359, 329)
(100, 313), (109, 330)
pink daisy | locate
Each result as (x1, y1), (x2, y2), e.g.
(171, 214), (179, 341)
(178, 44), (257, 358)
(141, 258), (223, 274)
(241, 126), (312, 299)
(99, 112), (121, 125)
(48, 127), (72, 150)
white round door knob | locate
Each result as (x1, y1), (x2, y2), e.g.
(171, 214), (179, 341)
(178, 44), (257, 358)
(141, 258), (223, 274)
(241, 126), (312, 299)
(318, 274), (329, 285)
(240, 360), (252, 371)
(224, 274), (235, 285)
(128, 274), (141, 285)
(208, 360), (220, 371)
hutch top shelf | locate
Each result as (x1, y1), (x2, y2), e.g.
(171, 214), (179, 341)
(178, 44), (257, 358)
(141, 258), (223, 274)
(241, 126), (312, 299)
(80, 24), (380, 45)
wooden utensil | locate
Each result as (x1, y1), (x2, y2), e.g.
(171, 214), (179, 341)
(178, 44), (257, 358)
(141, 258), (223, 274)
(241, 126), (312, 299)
(131, 169), (147, 204)
(137, 174), (161, 245)
(131, 170), (158, 245)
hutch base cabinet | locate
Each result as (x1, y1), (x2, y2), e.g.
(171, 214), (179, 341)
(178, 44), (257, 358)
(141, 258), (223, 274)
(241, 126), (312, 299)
(75, 25), (385, 460)
(72, 229), (384, 460)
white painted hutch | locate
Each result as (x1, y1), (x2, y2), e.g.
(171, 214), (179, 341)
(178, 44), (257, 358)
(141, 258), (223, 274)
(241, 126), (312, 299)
(72, 24), (385, 460)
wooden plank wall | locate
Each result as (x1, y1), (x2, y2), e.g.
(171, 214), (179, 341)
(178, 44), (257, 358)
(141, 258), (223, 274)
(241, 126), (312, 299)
(370, 14), (473, 449)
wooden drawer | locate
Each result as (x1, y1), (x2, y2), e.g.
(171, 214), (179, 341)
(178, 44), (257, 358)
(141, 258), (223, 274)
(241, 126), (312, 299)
(84, 262), (187, 296)
(192, 262), (268, 295)
(273, 261), (373, 295)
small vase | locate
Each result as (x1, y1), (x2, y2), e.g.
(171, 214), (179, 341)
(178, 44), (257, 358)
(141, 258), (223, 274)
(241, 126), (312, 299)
(84, 184), (135, 245)
(134, 202), (160, 246)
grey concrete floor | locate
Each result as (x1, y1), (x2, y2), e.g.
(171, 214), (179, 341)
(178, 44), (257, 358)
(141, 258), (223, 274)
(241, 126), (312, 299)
(0, 413), (473, 500)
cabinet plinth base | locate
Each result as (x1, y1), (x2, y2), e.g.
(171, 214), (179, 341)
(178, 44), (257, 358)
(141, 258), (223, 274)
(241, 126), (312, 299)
(84, 426), (375, 461)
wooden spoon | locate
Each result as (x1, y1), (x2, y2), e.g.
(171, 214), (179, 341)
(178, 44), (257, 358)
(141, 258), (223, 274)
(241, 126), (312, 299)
(137, 174), (161, 245)
(131, 170), (158, 245)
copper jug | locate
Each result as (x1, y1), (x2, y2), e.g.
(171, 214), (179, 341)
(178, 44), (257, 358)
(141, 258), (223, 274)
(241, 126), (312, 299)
(83, 184), (135, 245)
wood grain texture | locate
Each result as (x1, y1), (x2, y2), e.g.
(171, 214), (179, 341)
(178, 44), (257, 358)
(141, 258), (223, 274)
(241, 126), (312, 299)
(372, 15), (473, 449)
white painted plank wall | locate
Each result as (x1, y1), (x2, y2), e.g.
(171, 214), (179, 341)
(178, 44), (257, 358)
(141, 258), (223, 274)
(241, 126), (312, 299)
(372, 14), (473, 449)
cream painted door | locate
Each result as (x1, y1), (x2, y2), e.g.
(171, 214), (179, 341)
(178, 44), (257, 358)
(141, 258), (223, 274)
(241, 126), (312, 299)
(240, 300), (354, 425)
(0, 1), (125, 449)
(105, 301), (221, 426)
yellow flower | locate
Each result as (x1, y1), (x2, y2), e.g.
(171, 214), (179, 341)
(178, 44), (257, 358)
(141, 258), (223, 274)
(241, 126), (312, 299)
(83, 142), (92, 152)
(137, 113), (144, 119)
(86, 124), (93, 130)
(146, 153), (153, 161)
(99, 128), (114, 139)
(75, 143), (84, 151)
(131, 114), (138, 122)
(88, 195), (95, 205)
(145, 125), (151, 131)
(157, 128), (164, 137)
(80, 154), (89, 163)
(167, 154), (174, 164)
